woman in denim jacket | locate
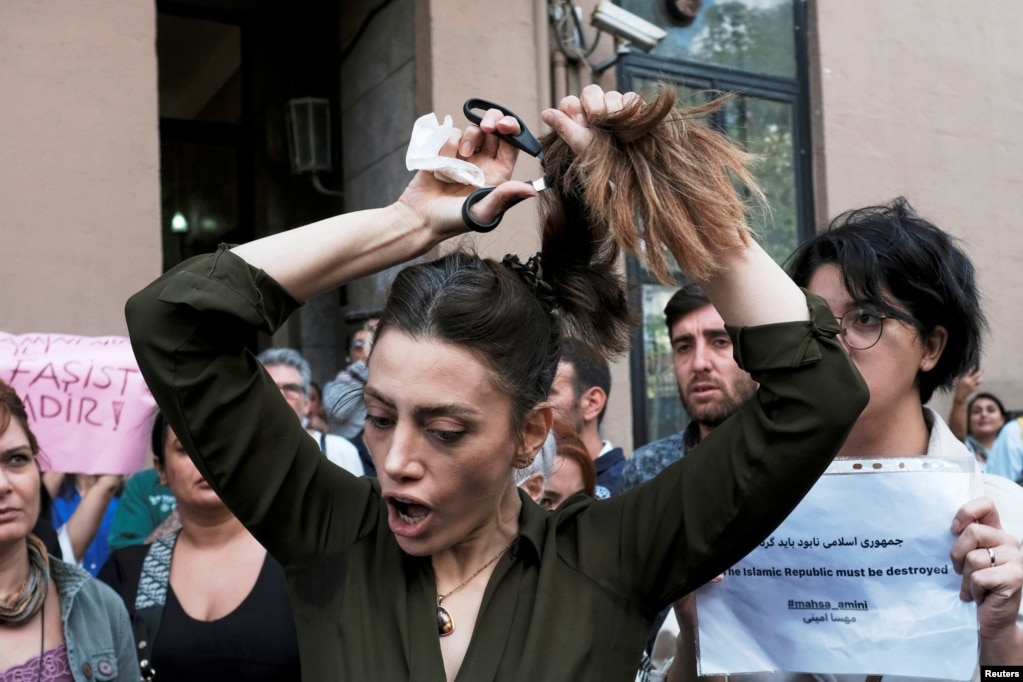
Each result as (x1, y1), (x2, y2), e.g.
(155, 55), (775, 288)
(0, 379), (140, 682)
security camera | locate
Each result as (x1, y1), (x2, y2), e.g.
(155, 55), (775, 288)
(590, 0), (667, 53)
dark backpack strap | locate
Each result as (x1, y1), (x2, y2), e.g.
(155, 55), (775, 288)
(132, 530), (177, 681)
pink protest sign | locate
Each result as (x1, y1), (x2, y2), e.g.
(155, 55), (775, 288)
(0, 332), (158, 475)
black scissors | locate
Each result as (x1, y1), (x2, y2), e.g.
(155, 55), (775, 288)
(461, 98), (548, 233)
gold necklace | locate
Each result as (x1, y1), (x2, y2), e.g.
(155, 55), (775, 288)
(436, 537), (516, 637)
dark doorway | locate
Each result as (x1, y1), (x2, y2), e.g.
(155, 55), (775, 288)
(156, 0), (343, 272)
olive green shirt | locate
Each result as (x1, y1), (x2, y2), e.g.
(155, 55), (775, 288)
(125, 246), (867, 681)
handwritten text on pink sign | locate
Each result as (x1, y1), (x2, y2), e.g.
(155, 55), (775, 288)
(0, 333), (157, 474)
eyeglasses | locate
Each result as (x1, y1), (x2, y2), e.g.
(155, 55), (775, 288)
(835, 308), (892, 350)
(278, 383), (306, 399)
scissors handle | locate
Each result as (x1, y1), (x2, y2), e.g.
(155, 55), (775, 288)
(462, 187), (502, 233)
(463, 98), (544, 160)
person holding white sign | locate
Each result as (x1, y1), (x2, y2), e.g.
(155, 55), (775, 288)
(791, 200), (1023, 670)
(676, 199), (1023, 681)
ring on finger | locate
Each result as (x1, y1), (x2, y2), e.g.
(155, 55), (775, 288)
(987, 546), (996, 567)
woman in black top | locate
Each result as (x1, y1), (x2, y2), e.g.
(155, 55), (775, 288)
(99, 413), (300, 682)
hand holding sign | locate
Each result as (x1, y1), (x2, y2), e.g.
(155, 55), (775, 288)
(950, 496), (1023, 663)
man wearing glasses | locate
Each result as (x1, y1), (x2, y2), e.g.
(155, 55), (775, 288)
(258, 347), (365, 476)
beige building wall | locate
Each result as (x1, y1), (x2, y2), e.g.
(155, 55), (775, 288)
(0, 1), (161, 336)
(813, 0), (1023, 413)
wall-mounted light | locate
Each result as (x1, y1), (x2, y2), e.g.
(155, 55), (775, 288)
(284, 97), (343, 197)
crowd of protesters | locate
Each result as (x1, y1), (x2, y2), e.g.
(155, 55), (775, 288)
(2, 83), (1021, 682)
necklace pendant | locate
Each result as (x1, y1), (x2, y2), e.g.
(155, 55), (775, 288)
(437, 604), (455, 637)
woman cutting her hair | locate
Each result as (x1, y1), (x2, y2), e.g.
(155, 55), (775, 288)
(125, 86), (867, 681)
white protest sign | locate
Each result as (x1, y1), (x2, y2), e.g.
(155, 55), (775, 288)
(0, 332), (158, 474)
(696, 457), (978, 681)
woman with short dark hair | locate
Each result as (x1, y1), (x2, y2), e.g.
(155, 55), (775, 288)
(786, 199), (1023, 668)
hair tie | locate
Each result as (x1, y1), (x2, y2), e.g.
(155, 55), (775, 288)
(502, 253), (557, 313)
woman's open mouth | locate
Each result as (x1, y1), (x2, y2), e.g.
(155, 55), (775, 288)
(392, 497), (429, 524)
(386, 496), (433, 538)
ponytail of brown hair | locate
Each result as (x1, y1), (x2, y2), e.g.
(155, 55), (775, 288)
(538, 86), (762, 360)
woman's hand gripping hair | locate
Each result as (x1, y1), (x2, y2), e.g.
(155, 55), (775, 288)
(397, 107), (539, 242)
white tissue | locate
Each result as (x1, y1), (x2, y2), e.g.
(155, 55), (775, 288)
(405, 113), (486, 187)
